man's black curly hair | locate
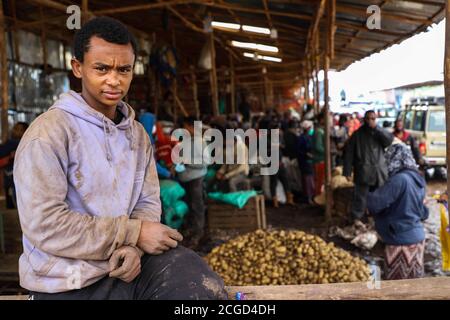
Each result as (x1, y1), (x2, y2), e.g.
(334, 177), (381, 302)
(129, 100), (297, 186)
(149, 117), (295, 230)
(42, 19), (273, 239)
(73, 17), (137, 63)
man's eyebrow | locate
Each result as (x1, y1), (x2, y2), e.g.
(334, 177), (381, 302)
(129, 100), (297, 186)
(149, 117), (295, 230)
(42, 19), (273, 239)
(118, 64), (133, 69)
(92, 62), (111, 67)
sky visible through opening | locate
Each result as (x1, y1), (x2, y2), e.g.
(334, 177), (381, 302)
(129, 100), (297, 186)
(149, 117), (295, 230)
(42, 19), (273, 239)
(328, 19), (445, 102)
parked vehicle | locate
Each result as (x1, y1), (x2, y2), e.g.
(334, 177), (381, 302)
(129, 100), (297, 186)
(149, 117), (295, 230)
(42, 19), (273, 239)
(397, 97), (446, 179)
(373, 103), (397, 128)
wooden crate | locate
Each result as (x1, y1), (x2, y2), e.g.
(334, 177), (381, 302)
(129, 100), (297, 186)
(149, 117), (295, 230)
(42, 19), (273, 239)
(333, 187), (354, 217)
(207, 195), (266, 232)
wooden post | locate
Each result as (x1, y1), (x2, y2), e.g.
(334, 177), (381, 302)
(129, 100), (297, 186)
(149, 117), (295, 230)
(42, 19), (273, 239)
(324, 0), (336, 223)
(229, 53), (236, 114)
(314, 54), (320, 115)
(0, 0), (8, 142)
(445, 0), (450, 197)
(11, 0), (19, 63)
(323, 54), (332, 222)
(263, 68), (269, 111)
(82, 0), (89, 24)
(39, 6), (47, 73)
(268, 80), (274, 108)
(190, 65), (200, 119)
(209, 27), (219, 116)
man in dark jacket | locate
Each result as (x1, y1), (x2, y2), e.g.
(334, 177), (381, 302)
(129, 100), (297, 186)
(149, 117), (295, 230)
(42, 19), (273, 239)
(343, 110), (393, 220)
(366, 143), (428, 279)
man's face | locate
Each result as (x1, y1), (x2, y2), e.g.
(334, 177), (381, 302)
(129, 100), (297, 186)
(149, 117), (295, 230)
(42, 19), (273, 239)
(395, 120), (404, 131)
(71, 36), (135, 110)
(364, 112), (377, 128)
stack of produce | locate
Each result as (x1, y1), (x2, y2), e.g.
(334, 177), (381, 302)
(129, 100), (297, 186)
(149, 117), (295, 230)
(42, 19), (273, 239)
(205, 230), (371, 286)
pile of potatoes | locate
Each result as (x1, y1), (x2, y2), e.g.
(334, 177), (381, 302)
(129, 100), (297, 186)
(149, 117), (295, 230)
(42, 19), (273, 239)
(205, 229), (371, 286)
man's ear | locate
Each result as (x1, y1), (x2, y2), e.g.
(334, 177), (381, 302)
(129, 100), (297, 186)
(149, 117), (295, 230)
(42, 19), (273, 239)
(71, 58), (82, 79)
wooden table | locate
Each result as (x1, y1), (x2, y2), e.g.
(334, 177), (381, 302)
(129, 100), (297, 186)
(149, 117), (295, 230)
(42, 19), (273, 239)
(226, 277), (450, 300)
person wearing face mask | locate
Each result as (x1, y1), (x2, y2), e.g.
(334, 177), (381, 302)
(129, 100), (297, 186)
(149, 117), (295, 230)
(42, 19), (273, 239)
(343, 110), (394, 221)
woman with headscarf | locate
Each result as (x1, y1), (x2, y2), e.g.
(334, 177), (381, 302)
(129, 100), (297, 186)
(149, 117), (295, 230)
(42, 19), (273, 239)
(366, 143), (429, 280)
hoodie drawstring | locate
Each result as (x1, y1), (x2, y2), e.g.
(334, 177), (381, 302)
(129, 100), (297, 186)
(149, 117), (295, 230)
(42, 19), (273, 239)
(102, 118), (113, 162)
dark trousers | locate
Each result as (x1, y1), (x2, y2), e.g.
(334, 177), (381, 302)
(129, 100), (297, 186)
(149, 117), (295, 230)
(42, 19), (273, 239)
(29, 246), (228, 300)
(270, 165), (290, 197)
(181, 177), (206, 241)
(351, 184), (377, 219)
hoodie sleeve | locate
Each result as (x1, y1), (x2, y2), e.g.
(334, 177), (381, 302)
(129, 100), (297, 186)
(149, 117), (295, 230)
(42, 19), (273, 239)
(130, 139), (162, 223)
(366, 175), (404, 215)
(14, 138), (142, 261)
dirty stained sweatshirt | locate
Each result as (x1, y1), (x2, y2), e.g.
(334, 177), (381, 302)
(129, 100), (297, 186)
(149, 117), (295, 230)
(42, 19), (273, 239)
(13, 90), (161, 293)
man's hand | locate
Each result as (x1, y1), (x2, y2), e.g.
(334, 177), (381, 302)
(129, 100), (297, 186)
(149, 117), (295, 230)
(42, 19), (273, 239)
(109, 246), (141, 283)
(137, 221), (183, 255)
(216, 172), (224, 180)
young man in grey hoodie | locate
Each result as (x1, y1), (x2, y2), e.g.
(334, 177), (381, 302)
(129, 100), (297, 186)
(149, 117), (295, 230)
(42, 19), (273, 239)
(13, 17), (227, 300)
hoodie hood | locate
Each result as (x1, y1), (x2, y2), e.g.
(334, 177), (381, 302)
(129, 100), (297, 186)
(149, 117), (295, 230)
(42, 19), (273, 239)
(403, 168), (426, 189)
(50, 90), (137, 161)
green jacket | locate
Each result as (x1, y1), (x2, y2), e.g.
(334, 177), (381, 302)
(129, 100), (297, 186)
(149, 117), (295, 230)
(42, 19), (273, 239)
(312, 127), (325, 164)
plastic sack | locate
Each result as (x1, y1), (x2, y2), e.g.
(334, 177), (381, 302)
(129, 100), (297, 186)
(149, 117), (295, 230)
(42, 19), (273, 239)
(440, 202), (450, 272)
(198, 41), (212, 70)
(208, 190), (257, 209)
(262, 175), (286, 204)
(164, 200), (188, 229)
(156, 163), (171, 179)
(205, 167), (217, 182)
(159, 179), (185, 205)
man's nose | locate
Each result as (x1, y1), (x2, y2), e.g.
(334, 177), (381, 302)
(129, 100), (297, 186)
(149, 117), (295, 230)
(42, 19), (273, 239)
(106, 72), (120, 86)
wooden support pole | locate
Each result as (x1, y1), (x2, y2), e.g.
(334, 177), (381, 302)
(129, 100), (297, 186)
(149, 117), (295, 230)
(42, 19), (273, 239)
(0, 0), (8, 142)
(323, 54), (332, 222)
(445, 0), (450, 197)
(11, 0), (19, 63)
(314, 53), (320, 115)
(39, 6), (47, 72)
(263, 68), (269, 111)
(190, 65), (200, 119)
(229, 53), (236, 114)
(324, 0), (336, 223)
(209, 26), (219, 116)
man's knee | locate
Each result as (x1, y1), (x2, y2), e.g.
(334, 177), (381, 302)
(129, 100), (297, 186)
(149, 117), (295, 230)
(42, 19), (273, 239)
(141, 246), (228, 300)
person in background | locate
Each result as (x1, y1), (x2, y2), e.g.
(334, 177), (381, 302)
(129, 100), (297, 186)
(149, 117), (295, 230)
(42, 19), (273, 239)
(312, 112), (325, 196)
(347, 112), (361, 136)
(267, 117), (295, 207)
(367, 143), (428, 280)
(298, 120), (315, 204)
(393, 119), (423, 165)
(238, 93), (251, 124)
(177, 116), (208, 248)
(283, 120), (300, 161)
(331, 114), (349, 167)
(303, 104), (315, 121)
(215, 133), (250, 192)
(343, 110), (393, 221)
(158, 90), (175, 122)
(0, 122), (29, 208)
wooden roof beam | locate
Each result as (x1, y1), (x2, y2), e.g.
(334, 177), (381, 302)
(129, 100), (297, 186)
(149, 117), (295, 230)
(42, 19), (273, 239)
(203, 2), (312, 21)
(306, 0), (325, 55)
(337, 3), (431, 25)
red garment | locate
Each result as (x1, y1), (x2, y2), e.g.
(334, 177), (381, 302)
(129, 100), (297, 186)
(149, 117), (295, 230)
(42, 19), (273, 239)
(314, 162), (325, 196)
(394, 130), (410, 143)
(347, 118), (361, 137)
(155, 122), (177, 167)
